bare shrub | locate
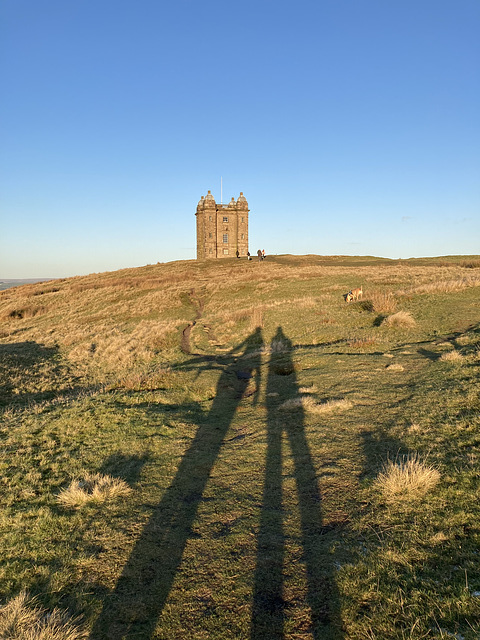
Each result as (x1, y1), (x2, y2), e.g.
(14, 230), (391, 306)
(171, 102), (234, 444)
(366, 291), (397, 314)
(57, 473), (131, 509)
(0, 591), (87, 639)
(375, 454), (440, 503)
(382, 311), (416, 328)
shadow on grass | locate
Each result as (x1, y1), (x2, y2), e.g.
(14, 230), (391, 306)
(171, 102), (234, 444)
(251, 327), (344, 640)
(99, 453), (150, 487)
(90, 328), (264, 639)
(0, 340), (102, 410)
(0, 341), (61, 407)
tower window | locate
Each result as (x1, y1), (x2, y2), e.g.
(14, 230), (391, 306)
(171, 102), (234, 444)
(223, 233), (228, 243)
(223, 216), (228, 223)
(209, 215), (212, 221)
(209, 232), (212, 238)
(223, 249), (229, 255)
(241, 233), (245, 239)
(241, 217), (244, 223)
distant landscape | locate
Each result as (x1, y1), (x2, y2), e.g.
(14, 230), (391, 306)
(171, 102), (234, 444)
(0, 254), (479, 639)
(0, 278), (53, 291)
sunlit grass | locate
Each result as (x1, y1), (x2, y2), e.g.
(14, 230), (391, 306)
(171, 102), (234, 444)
(381, 310), (416, 328)
(57, 473), (132, 509)
(0, 591), (88, 639)
(374, 453), (440, 503)
(0, 254), (479, 639)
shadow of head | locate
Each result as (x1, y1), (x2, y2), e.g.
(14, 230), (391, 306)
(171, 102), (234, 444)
(0, 341), (59, 367)
(270, 327), (295, 375)
(99, 453), (150, 486)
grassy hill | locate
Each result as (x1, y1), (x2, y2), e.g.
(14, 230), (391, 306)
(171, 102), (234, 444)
(0, 254), (480, 639)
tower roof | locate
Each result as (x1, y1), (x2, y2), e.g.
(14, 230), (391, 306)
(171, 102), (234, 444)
(237, 192), (248, 207)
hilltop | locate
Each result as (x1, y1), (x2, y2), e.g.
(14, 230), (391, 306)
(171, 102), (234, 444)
(0, 255), (480, 639)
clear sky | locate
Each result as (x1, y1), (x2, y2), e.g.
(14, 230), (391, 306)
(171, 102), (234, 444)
(1, 0), (479, 278)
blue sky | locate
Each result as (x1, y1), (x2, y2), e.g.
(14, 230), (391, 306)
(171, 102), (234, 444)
(1, 0), (479, 278)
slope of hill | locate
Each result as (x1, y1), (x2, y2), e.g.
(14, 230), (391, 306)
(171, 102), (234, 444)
(0, 255), (479, 639)
(0, 278), (54, 291)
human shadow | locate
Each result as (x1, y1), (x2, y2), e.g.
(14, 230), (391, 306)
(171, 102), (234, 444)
(251, 327), (344, 640)
(99, 453), (150, 487)
(0, 341), (60, 407)
(90, 328), (264, 639)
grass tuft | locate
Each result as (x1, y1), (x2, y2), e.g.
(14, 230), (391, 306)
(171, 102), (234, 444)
(57, 473), (132, 509)
(0, 591), (87, 639)
(374, 454), (440, 503)
(278, 396), (353, 414)
(381, 311), (416, 328)
(298, 385), (318, 394)
(440, 350), (463, 362)
(385, 363), (404, 372)
(366, 291), (397, 314)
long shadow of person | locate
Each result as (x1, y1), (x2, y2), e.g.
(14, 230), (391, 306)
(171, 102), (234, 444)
(0, 341), (60, 407)
(251, 327), (343, 640)
(90, 328), (264, 639)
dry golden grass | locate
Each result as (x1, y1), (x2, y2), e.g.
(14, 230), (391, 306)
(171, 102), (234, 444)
(374, 454), (440, 503)
(250, 306), (264, 329)
(278, 396), (353, 414)
(57, 473), (132, 509)
(385, 363), (405, 372)
(348, 337), (377, 348)
(0, 591), (87, 639)
(397, 272), (480, 296)
(2, 305), (46, 320)
(382, 311), (416, 328)
(366, 290), (397, 314)
(113, 367), (174, 391)
(407, 423), (422, 434)
(0, 258), (478, 387)
(440, 350), (463, 362)
(298, 385), (318, 394)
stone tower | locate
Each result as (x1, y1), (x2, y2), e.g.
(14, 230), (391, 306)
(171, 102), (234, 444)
(195, 191), (249, 259)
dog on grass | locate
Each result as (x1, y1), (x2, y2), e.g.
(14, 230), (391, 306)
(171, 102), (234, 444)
(344, 286), (363, 303)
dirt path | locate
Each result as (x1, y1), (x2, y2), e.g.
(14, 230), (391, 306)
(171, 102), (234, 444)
(181, 289), (219, 355)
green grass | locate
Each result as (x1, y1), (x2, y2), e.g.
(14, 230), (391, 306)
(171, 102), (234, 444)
(0, 255), (480, 638)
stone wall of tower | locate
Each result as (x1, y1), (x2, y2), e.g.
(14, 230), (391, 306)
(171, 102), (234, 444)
(196, 191), (249, 260)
